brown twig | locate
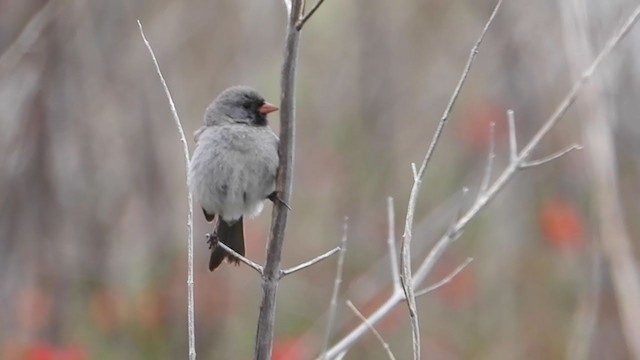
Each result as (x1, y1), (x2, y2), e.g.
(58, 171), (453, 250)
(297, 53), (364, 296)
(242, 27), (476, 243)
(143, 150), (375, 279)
(296, 0), (328, 30)
(253, 0), (303, 358)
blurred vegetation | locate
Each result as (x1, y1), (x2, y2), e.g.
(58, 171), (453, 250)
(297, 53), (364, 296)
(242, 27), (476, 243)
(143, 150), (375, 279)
(1, 0), (639, 359)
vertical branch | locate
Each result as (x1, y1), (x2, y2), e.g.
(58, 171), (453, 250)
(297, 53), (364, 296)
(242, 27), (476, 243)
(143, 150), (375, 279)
(398, 2), (503, 358)
(320, 219), (349, 359)
(137, 21), (195, 360)
(253, 1), (302, 358)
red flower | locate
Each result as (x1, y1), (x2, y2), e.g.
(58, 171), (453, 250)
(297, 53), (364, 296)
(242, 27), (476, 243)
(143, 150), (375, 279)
(23, 342), (87, 360)
(540, 200), (585, 252)
(272, 338), (307, 360)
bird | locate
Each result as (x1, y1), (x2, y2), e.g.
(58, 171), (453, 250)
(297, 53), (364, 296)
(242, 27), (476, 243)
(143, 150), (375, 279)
(188, 86), (281, 271)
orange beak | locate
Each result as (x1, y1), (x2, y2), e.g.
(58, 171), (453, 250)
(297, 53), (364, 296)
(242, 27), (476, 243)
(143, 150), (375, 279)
(258, 102), (279, 115)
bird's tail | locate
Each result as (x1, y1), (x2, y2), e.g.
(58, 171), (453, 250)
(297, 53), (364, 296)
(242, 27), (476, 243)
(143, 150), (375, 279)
(209, 217), (245, 271)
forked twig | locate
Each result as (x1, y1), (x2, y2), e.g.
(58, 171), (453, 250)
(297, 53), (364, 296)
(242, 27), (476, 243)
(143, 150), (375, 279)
(296, 0), (328, 30)
(398, 3), (504, 358)
(323, 4), (640, 359)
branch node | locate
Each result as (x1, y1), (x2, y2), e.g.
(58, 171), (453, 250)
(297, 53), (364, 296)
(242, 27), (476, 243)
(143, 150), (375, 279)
(296, 0), (327, 30)
(410, 162), (418, 181)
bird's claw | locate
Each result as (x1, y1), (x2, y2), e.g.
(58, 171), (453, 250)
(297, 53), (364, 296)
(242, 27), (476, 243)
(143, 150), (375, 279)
(206, 232), (219, 249)
(268, 191), (292, 211)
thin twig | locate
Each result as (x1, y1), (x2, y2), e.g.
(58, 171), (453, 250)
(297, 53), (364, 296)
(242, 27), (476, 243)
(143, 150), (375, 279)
(322, 4), (640, 359)
(519, 144), (583, 168)
(280, 247), (341, 278)
(451, 187), (469, 233)
(479, 122), (496, 194)
(296, 0), (327, 30)
(411, 163), (418, 181)
(207, 234), (264, 275)
(320, 219), (349, 359)
(254, 0), (303, 358)
(138, 20), (195, 360)
(415, 258), (473, 297)
(507, 110), (518, 162)
(387, 197), (402, 291)
(398, 3), (503, 358)
(346, 300), (396, 360)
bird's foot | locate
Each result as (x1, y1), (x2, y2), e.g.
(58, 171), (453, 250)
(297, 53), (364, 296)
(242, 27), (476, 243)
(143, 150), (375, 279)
(205, 232), (219, 250)
(268, 191), (292, 211)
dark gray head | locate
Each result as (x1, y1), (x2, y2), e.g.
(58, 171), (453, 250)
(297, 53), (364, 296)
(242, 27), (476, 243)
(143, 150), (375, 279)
(205, 86), (278, 126)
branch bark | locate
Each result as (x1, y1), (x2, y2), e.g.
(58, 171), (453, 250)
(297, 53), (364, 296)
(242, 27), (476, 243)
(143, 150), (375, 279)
(253, 1), (303, 358)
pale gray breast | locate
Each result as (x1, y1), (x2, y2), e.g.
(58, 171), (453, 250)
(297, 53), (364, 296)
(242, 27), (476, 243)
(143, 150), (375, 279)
(188, 124), (278, 218)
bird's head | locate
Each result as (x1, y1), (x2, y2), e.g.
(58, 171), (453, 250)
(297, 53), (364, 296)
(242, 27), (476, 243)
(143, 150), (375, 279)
(205, 86), (278, 126)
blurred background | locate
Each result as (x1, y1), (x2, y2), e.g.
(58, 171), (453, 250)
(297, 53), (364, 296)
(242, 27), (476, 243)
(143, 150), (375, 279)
(1, 0), (640, 359)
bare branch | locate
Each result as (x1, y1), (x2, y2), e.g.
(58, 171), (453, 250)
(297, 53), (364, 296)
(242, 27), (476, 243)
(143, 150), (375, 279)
(519, 144), (583, 168)
(413, 0), (504, 183)
(411, 163), (418, 181)
(398, 2), (503, 356)
(415, 258), (473, 298)
(386, 197), (401, 291)
(346, 300), (396, 360)
(323, 4), (640, 358)
(479, 122), (496, 194)
(207, 234), (264, 275)
(320, 219), (349, 359)
(296, 0), (328, 30)
(516, 5), (640, 165)
(280, 246), (340, 278)
(254, 0), (304, 357)
(138, 20), (195, 360)
(400, 230), (420, 360)
(412, 0), (640, 302)
(507, 109), (518, 162)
